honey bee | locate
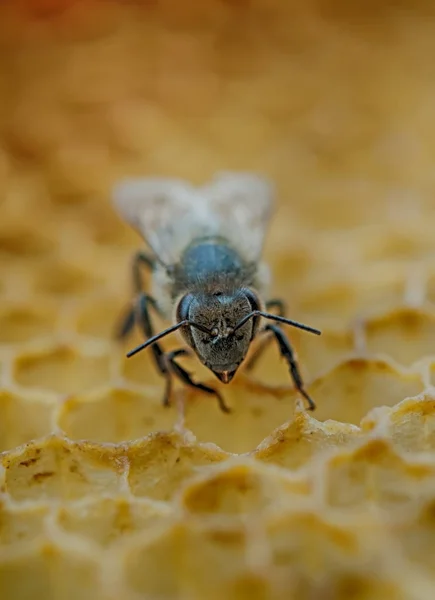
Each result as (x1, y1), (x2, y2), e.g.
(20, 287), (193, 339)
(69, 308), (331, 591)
(113, 171), (321, 413)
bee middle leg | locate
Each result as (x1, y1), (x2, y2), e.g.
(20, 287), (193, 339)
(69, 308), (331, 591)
(265, 324), (315, 411)
(115, 250), (156, 340)
(245, 298), (286, 371)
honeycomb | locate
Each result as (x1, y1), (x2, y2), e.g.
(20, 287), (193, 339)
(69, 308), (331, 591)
(2, 0), (435, 598)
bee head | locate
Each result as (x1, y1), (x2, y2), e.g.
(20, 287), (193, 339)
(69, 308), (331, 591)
(176, 288), (261, 383)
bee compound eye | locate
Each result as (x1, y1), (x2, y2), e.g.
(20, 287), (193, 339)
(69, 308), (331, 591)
(176, 294), (194, 321)
(241, 288), (261, 312)
(240, 288), (261, 340)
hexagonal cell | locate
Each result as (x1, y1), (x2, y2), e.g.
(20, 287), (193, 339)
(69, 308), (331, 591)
(183, 379), (312, 454)
(12, 345), (111, 395)
(120, 324), (185, 388)
(362, 226), (435, 263)
(269, 237), (318, 287)
(267, 511), (358, 572)
(324, 439), (435, 510)
(296, 328), (355, 380)
(424, 268), (435, 306)
(127, 433), (228, 501)
(85, 204), (137, 248)
(253, 411), (360, 470)
(293, 180), (389, 231)
(190, 525), (272, 600)
(120, 353), (163, 388)
(293, 267), (406, 329)
(33, 259), (102, 297)
(181, 463), (309, 516)
(266, 511), (401, 600)
(393, 498), (435, 574)
(306, 357), (425, 425)
(58, 387), (177, 443)
(427, 360), (435, 389)
(364, 307), (435, 367)
(0, 303), (58, 345)
(56, 497), (171, 547)
(332, 577), (404, 600)
(44, 139), (112, 201)
(74, 295), (126, 340)
(0, 225), (55, 260)
(387, 394), (435, 453)
(0, 502), (48, 546)
(295, 278), (361, 327)
(3, 436), (125, 502)
(172, 522), (252, 600)
(0, 390), (54, 453)
(0, 545), (101, 600)
(124, 524), (182, 598)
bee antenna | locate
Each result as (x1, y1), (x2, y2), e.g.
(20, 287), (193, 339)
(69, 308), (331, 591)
(232, 311), (321, 336)
(126, 320), (212, 358)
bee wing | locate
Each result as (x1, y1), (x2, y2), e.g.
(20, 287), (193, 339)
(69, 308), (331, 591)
(202, 171), (275, 260)
(112, 171), (275, 265)
(112, 177), (205, 264)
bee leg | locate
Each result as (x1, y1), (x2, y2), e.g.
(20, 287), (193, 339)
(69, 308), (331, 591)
(162, 372), (172, 407)
(116, 307), (136, 340)
(134, 292), (174, 392)
(265, 323), (316, 411)
(115, 251), (156, 340)
(245, 298), (286, 371)
(132, 251), (155, 293)
(123, 292), (173, 406)
(167, 353), (231, 414)
(161, 349), (188, 407)
(265, 299), (286, 317)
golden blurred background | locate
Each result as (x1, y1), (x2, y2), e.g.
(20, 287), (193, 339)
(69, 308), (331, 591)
(2, 0), (435, 598)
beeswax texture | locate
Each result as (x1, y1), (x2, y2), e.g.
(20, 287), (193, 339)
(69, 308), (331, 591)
(1, 1), (435, 598)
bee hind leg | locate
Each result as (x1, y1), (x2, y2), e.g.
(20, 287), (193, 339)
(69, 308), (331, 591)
(168, 353), (231, 414)
(245, 298), (286, 371)
(265, 323), (316, 411)
(115, 251), (156, 341)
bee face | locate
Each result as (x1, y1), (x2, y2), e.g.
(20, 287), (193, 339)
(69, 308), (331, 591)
(176, 288), (261, 383)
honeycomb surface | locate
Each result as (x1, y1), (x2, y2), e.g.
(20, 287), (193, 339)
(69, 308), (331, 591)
(2, 1), (435, 598)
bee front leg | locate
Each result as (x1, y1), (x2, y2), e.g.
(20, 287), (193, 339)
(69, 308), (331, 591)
(245, 298), (286, 371)
(167, 352), (231, 414)
(115, 251), (156, 340)
(129, 292), (175, 406)
(265, 324), (316, 411)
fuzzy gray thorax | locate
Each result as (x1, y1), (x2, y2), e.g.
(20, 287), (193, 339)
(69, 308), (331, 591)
(169, 236), (257, 299)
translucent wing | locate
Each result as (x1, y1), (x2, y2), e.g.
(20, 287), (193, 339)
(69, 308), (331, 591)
(113, 177), (205, 264)
(112, 172), (275, 265)
(201, 171), (275, 260)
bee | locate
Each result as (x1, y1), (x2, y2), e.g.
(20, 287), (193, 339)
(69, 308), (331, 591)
(113, 171), (321, 413)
